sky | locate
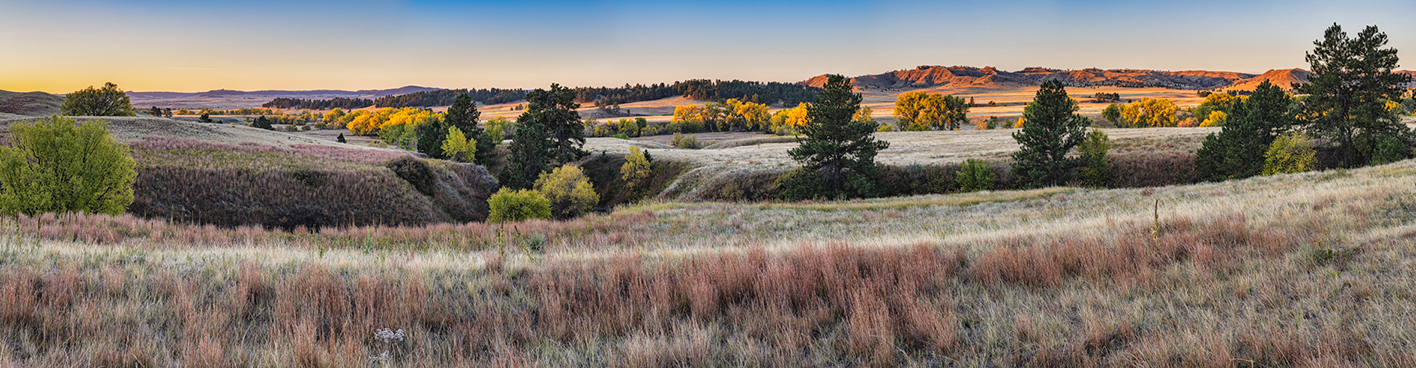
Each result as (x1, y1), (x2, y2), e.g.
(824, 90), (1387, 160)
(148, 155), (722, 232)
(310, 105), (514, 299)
(2, 0), (1415, 93)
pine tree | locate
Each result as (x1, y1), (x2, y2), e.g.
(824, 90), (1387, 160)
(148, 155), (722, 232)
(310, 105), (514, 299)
(446, 92), (496, 165)
(786, 74), (889, 199)
(519, 84), (587, 166)
(252, 116), (274, 130)
(1011, 80), (1090, 188)
(501, 122), (550, 190)
(1296, 23), (1411, 167)
(1195, 81), (1294, 181)
(416, 115), (449, 159)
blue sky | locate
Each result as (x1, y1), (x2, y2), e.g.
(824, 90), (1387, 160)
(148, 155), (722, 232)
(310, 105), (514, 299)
(2, 0), (1414, 92)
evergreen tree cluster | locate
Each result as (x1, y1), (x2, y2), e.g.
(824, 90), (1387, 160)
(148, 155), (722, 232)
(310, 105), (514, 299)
(262, 97), (373, 110)
(501, 84), (588, 190)
(574, 80), (821, 107)
(573, 83), (679, 106)
(673, 79), (820, 106)
(375, 88), (527, 107)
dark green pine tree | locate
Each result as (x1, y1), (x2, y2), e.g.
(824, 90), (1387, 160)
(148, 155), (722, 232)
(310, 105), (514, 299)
(416, 115), (449, 159)
(1011, 80), (1090, 188)
(501, 122), (550, 190)
(786, 74), (889, 199)
(1196, 80), (1295, 181)
(1296, 23), (1411, 167)
(253, 115), (274, 130)
(445, 92), (497, 166)
(524, 84), (587, 166)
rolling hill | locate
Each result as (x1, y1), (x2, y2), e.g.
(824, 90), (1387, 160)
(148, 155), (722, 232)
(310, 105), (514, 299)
(804, 65), (1258, 90)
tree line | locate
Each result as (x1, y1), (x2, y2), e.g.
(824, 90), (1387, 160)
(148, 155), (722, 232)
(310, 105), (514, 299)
(262, 97), (373, 110)
(374, 88), (528, 107)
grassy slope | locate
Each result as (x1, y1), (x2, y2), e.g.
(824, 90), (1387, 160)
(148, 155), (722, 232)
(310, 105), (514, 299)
(1, 154), (1413, 366)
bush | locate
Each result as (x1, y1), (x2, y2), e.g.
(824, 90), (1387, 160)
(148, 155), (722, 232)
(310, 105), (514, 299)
(1109, 151), (1197, 188)
(956, 159), (995, 192)
(670, 133), (707, 149)
(1078, 130), (1112, 187)
(487, 188), (551, 223)
(776, 167), (825, 201)
(1263, 132), (1316, 175)
(534, 164), (600, 219)
(0, 115), (136, 216)
(1371, 136), (1409, 165)
(60, 82), (135, 116)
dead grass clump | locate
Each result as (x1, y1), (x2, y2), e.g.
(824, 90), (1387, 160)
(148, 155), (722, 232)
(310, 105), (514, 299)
(971, 213), (1301, 289)
(1109, 151), (1198, 188)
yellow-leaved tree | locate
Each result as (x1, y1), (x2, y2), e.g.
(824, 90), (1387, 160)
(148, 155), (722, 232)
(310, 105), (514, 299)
(534, 164), (600, 219)
(441, 126), (477, 162)
(1200, 110), (1227, 127)
(620, 146), (651, 187)
(1120, 98), (1179, 127)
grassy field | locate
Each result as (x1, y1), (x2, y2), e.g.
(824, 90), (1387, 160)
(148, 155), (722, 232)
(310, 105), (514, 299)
(2, 149), (1413, 365)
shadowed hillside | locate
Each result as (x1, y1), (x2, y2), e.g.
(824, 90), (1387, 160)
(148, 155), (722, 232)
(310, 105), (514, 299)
(0, 90), (62, 116)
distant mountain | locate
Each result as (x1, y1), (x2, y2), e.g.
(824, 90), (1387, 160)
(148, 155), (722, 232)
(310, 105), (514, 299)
(804, 66), (1258, 90)
(129, 85), (440, 100)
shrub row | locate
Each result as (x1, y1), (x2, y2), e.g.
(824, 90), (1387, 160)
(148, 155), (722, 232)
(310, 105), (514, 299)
(691, 152), (1199, 202)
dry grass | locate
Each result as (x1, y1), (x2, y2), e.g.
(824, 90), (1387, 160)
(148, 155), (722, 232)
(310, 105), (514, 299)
(1, 138), (1414, 365)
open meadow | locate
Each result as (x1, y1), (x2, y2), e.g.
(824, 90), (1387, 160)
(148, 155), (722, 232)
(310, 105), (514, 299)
(0, 109), (1412, 366)
(1, 142), (1414, 366)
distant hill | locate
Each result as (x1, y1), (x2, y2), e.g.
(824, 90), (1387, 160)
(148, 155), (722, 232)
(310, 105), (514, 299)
(126, 86), (441, 110)
(0, 90), (64, 116)
(804, 66), (1257, 90)
(1220, 69), (1314, 92)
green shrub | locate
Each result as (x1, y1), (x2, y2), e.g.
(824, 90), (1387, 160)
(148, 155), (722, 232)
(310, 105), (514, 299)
(534, 164), (600, 219)
(60, 82), (135, 116)
(670, 133), (706, 149)
(956, 159), (995, 192)
(1263, 132), (1317, 175)
(1078, 130), (1112, 187)
(1371, 136), (1409, 165)
(776, 167), (825, 201)
(0, 115), (136, 216)
(487, 188), (551, 223)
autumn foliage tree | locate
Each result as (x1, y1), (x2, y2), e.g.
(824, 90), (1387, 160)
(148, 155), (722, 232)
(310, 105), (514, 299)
(1120, 98), (1179, 127)
(893, 91), (968, 130)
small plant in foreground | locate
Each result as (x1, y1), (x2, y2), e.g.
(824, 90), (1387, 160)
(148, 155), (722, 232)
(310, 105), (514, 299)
(369, 328), (405, 367)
